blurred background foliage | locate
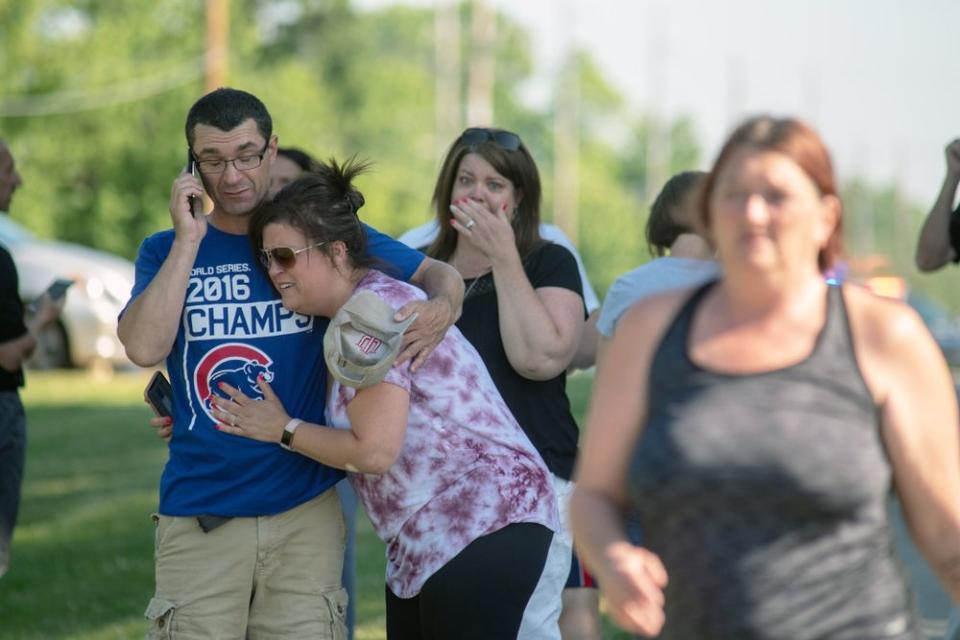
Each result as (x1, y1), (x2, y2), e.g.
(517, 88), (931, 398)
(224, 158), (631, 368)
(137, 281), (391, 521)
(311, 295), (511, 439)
(1, 0), (956, 306)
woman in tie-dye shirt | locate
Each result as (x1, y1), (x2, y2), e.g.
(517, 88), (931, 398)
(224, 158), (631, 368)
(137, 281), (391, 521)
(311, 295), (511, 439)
(215, 158), (562, 640)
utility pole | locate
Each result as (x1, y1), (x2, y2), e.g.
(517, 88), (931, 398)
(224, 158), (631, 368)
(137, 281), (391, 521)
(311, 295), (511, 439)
(724, 55), (746, 135)
(852, 136), (875, 257)
(644, 5), (669, 202)
(554, 52), (580, 244)
(893, 140), (912, 269)
(434, 1), (462, 160)
(205, 0), (229, 92)
(466, 0), (495, 126)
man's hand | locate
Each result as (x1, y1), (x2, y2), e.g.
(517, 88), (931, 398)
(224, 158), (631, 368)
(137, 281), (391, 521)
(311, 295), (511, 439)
(147, 415), (173, 443)
(394, 297), (457, 371)
(170, 170), (207, 243)
(30, 293), (65, 330)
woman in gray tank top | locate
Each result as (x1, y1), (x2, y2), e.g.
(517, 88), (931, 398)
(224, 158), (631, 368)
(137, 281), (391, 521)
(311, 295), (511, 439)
(570, 115), (960, 639)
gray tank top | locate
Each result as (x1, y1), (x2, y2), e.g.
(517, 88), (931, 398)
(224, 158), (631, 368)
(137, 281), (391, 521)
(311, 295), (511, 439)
(629, 283), (921, 639)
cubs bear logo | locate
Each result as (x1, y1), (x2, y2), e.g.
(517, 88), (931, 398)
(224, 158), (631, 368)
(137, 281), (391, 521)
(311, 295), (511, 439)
(193, 342), (275, 426)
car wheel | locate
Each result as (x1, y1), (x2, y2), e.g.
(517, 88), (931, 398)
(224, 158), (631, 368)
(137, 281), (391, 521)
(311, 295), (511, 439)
(27, 321), (72, 370)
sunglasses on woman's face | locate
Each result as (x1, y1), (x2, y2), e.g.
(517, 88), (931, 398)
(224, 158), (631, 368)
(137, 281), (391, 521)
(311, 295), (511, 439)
(459, 127), (522, 151)
(259, 241), (325, 269)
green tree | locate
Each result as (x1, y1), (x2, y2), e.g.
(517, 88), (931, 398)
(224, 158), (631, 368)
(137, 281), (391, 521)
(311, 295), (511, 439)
(1, 1), (207, 255)
(0, 0), (697, 308)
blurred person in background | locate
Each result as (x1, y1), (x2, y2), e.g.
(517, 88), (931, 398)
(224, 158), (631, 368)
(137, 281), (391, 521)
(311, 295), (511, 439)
(571, 115), (960, 638)
(417, 127), (599, 639)
(916, 138), (960, 272)
(270, 146), (317, 198)
(120, 88), (463, 638)
(914, 138), (960, 639)
(596, 170), (718, 354)
(0, 139), (64, 578)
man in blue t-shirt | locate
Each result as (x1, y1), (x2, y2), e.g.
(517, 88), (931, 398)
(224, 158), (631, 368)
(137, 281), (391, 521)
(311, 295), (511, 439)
(118, 88), (463, 638)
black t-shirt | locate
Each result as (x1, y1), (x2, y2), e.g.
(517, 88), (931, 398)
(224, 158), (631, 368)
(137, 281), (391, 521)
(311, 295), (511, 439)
(455, 242), (585, 479)
(0, 244), (26, 389)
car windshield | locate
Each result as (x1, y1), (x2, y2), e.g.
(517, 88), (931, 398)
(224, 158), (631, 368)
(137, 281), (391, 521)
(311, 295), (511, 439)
(0, 215), (35, 247)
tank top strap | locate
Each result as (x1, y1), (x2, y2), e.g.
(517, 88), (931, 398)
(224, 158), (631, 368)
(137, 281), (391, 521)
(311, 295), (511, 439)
(649, 280), (718, 382)
(808, 284), (846, 360)
(794, 284), (876, 411)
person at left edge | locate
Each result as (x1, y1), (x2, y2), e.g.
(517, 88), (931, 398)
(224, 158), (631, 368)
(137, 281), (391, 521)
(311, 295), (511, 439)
(0, 139), (65, 579)
(117, 88), (464, 639)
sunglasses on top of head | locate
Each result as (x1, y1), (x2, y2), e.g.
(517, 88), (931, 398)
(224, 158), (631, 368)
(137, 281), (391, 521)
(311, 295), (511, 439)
(459, 127), (522, 151)
(259, 241), (325, 269)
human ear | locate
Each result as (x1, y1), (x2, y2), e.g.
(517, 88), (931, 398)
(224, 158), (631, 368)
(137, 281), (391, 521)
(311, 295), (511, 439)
(331, 240), (349, 262)
(266, 135), (279, 162)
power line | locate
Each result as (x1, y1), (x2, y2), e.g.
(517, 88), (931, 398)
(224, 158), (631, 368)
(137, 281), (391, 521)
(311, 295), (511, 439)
(0, 56), (205, 118)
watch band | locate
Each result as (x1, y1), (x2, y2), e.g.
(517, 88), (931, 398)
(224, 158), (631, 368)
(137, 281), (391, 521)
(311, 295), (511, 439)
(280, 418), (303, 451)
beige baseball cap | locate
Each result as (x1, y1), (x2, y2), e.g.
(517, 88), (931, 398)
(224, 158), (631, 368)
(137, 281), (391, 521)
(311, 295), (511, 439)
(323, 290), (417, 389)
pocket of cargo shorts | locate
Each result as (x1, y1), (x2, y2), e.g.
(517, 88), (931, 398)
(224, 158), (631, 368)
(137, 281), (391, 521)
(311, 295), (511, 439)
(144, 597), (176, 639)
(321, 587), (348, 640)
(152, 513), (183, 555)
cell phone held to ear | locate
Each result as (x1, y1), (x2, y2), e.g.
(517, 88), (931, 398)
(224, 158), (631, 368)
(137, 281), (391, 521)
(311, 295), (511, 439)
(186, 149), (201, 217)
(145, 370), (174, 419)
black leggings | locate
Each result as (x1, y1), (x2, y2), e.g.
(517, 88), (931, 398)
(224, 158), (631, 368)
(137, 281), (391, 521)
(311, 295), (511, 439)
(385, 522), (553, 640)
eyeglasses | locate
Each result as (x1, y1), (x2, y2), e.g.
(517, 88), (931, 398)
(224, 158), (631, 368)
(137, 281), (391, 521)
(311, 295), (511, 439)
(459, 128), (522, 151)
(259, 242), (325, 269)
(193, 143), (269, 175)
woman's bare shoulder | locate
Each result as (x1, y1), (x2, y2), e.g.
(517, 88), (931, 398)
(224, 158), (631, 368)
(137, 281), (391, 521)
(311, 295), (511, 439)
(614, 285), (704, 346)
(842, 283), (929, 351)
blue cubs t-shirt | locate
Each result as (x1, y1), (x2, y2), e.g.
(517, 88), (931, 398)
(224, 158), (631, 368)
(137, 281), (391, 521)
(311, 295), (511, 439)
(127, 222), (423, 516)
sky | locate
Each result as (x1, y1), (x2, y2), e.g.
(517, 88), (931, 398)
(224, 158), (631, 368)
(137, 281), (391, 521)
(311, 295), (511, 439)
(357, 0), (960, 208)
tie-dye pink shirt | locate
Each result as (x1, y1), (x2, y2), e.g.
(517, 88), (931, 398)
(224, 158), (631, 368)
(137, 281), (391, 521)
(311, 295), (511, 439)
(326, 269), (560, 598)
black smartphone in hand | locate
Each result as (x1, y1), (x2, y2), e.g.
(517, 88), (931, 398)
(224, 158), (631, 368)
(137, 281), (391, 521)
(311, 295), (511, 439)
(145, 370), (174, 419)
(45, 278), (74, 301)
(28, 278), (74, 313)
(185, 149), (201, 217)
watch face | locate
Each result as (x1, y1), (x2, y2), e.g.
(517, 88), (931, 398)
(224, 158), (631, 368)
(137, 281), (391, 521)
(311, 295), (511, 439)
(281, 419), (300, 449)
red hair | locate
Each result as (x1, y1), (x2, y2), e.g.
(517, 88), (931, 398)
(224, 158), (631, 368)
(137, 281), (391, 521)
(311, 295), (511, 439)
(699, 116), (843, 272)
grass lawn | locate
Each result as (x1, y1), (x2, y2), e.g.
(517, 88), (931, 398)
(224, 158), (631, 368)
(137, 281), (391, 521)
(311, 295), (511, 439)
(0, 369), (628, 639)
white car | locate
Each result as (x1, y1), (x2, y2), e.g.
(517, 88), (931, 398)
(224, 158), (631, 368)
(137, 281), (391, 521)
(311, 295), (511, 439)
(0, 215), (134, 369)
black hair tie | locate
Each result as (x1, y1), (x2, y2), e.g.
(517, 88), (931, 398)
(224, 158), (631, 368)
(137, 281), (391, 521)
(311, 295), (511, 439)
(346, 191), (364, 215)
